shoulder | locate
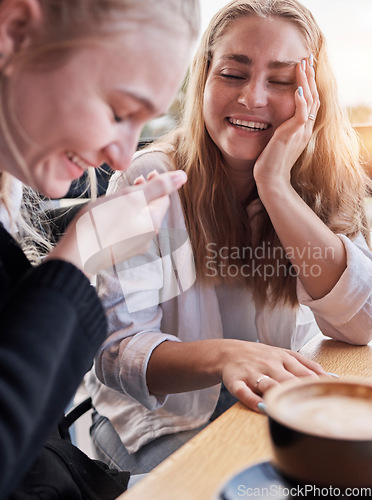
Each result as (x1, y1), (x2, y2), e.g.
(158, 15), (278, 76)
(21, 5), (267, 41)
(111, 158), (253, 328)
(107, 148), (175, 195)
(0, 176), (23, 233)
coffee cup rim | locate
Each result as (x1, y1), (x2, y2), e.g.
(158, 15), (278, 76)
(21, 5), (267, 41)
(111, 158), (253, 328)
(264, 376), (372, 441)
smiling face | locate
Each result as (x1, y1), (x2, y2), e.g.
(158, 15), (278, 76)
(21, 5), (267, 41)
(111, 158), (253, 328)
(203, 15), (308, 172)
(3, 23), (191, 198)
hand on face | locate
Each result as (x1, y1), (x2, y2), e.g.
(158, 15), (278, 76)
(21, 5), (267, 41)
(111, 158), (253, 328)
(253, 56), (320, 188)
(221, 340), (327, 413)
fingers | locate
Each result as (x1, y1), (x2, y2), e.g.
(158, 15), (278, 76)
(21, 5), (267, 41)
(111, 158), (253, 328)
(254, 374), (279, 394)
(133, 175), (146, 185)
(143, 172), (187, 231)
(223, 344), (330, 414)
(132, 170), (187, 203)
(146, 169), (160, 181)
(294, 85), (308, 125)
(288, 350), (328, 375)
(306, 55), (320, 117)
(109, 170), (187, 237)
(230, 380), (264, 413)
(295, 55), (320, 126)
(230, 377), (281, 414)
(283, 357), (321, 379)
(142, 171), (187, 231)
(134, 170), (161, 184)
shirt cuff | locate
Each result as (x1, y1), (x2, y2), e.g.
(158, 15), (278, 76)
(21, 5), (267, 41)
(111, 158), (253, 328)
(119, 332), (181, 410)
(297, 234), (372, 326)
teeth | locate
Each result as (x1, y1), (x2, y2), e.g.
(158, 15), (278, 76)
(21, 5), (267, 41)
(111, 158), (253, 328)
(229, 118), (269, 130)
(66, 152), (94, 170)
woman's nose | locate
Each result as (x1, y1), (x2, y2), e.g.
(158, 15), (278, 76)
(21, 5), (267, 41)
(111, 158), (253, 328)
(237, 80), (268, 109)
(102, 126), (141, 171)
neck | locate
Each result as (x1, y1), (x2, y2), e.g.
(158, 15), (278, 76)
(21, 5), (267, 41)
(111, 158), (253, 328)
(224, 158), (257, 204)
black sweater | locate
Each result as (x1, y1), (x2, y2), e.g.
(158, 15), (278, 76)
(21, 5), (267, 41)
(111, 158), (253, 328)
(0, 224), (107, 498)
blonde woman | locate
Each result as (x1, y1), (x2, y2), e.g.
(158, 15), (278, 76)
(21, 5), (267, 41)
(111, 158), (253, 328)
(0, 0), (199, 497)
(86, 0), (372, 474)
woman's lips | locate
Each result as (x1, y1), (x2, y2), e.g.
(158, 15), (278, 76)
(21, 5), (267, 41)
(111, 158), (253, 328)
(228, 117), (271, 132)
(64, 151), (95, 180)
(66, 151), (96, 170)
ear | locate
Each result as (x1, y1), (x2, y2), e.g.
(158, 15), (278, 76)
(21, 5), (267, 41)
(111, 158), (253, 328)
(0, 0), (42, 69)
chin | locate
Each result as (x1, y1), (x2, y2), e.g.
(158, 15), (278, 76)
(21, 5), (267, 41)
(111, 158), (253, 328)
(225, 149), (260, 164)
(32, 158), (78, 199)
(37, 179), (71, 200)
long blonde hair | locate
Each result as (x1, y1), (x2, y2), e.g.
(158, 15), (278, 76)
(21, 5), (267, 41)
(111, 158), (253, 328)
(155, 0), (371, 307)
(0, 0), (200, 256)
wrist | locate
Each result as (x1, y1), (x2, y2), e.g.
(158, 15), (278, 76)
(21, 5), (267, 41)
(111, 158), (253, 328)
(213, 339), (241, 381)
(45, 220), (83, 272)
(256, 177), (295, 204)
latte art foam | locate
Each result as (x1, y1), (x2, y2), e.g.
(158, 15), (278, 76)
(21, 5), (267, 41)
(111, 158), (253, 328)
(276, 394), (372, 440)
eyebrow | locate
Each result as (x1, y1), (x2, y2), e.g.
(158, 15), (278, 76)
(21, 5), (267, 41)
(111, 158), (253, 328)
(129, 91), (159, 115)
(114, 89), (160, 116)
(268, 60), (298, 69)
(220, 53), (298, 69)
(221, 53), (252, 65)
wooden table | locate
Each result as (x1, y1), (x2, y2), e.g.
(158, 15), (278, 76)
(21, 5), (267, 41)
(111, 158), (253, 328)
(118, 334), (372, 500)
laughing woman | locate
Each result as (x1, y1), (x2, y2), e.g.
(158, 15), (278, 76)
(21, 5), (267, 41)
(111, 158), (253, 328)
(0, 0), (199, 497)
(86, 0), (372, 474)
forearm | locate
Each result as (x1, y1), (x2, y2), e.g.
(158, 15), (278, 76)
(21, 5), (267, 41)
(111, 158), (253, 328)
(257, 180), (346, 300)
(297, 234), (372, 345)
(146, 339), (229, 395)
(146, 337), (327, 415)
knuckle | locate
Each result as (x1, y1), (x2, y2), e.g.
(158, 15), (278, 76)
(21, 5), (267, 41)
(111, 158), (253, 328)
(149, 176), (165, 193)
(235, 384), (248, 400)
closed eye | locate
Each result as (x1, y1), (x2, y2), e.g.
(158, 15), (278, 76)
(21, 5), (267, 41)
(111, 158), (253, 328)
(221, 73), (244, 80)
(269, 81), (294, 86)
(113, 113), (123, 123)
(112, 110), (137, 123)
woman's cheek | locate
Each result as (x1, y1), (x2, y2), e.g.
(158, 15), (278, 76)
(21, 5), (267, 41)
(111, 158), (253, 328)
(273, 94), (296, 125)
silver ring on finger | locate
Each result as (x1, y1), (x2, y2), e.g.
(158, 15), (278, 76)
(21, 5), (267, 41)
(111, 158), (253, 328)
(308, 114), (316, 121)
(255, 375), (270, 391)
